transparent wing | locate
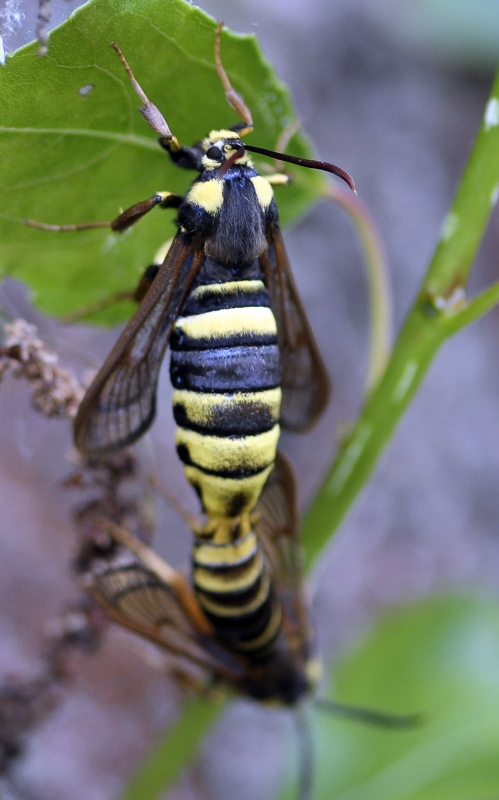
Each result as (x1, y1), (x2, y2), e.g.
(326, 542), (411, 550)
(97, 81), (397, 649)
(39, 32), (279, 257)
(86, 544), (244, 682)
(74, 233), (204, 456)
(263, 227), (331, 432)
(254, 452), (308, 641)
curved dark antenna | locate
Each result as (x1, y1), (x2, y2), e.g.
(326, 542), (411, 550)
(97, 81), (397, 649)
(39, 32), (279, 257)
(243, 144), (356, 193)
(293, 707), (314, 800)
(314, 698), (423, 729)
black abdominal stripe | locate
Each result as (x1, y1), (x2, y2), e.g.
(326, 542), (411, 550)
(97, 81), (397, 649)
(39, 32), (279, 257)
(192, 528), (282, 653)
(170, 278), (282, 519)
(168, 155), (285, 655)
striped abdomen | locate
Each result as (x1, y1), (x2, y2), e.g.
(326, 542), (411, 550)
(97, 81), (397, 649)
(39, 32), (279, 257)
(170, 277), (282, 518)
(192, 527), (281, 654)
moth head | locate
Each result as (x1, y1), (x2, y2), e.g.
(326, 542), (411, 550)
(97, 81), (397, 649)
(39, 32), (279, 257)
(202, 130), (252, 170)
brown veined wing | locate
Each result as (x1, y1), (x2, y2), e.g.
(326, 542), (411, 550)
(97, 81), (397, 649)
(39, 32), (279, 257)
(262, 227), (331, 432)
(80, 452), (311, 700)
(254, 451), (309, 645)
(74, 233), (204, 456)
(84, 540), (245, 688)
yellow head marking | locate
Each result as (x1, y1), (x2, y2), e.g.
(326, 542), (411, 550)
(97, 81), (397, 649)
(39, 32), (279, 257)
(207, 129), (240, 142)
(201, 133), (253, 170)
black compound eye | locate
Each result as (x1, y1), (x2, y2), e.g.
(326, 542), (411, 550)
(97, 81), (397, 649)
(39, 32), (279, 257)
(206, 146), (223, 161)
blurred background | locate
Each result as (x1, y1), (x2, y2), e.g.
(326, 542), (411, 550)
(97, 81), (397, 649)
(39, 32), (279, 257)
(1, 0), (499, 798)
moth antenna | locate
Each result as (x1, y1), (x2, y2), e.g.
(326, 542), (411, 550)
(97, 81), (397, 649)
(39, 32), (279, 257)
(314, 698), (423, 729)
(244, 143), (356, 192)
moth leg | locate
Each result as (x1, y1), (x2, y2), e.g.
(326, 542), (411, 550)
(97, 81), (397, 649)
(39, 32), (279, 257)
(261, 120), (302, 185)
(63, 237), (173, 323)
(24, 219), (110, 232)
(215, 22), (253, 136)
(314, 698), (423, 729)
(59, 259), (164, 324)
(26, 197), (181, 322)
(149, 474), (203, 534)
(51, 234), (174, 323)
(129, 236), (178, 303)
(266, 173), (291, 187)
(59, 290), (137, 324)
(96, 517), (214, 637)
(274, 119), (302, 161)
(149, 477), (257, 541)
(110, 192), (182, 232)
(25, 191), (182, 234)
(111, 41), (181, 152)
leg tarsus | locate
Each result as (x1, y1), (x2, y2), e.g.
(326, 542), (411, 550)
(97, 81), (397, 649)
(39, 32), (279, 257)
(111, 41), (180, 151)
(60, 290), (135, 324)
(26, 191), (182, 236)
(111, 191), (182, 232)
(25, 219), (111, 232)
(265, 173), (292, 186)
(149, 474), (203, 533)
(214, 22), (253, 135)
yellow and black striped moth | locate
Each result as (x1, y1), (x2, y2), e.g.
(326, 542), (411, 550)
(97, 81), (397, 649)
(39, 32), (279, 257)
(26, 25), (354, 530)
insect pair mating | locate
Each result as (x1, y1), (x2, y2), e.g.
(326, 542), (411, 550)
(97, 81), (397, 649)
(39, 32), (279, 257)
(62, 23), (344, 705)
(28, 22), (416, 799)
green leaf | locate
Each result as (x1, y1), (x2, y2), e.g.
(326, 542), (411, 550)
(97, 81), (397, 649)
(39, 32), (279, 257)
(119, 696), (222, 800)
(283, 597), (499, 800)
(0, 0), (324, 324)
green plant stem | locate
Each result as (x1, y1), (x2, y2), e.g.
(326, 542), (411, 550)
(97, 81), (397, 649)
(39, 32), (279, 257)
(303, 307), (443, 570)
(323, 185), (393, 393)
(119, 695), (222, 800)
(442, 280), (499, 336)
(303, 70), (499, 571)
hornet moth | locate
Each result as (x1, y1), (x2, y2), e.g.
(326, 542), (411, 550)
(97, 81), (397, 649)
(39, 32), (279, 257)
(77, 452), (420, 800)
(28, 24), (355, 530)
